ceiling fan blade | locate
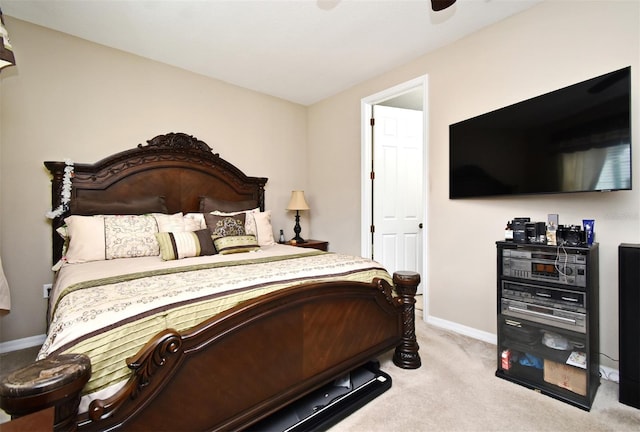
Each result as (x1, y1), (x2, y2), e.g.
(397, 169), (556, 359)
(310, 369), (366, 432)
(431, 0), (456, 12)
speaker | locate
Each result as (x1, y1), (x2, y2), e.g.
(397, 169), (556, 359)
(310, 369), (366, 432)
(619, 243), (640, 408)
(512, 217), (529, 243)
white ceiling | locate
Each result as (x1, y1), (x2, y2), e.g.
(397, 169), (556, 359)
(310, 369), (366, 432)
(2, 0), (542, 106)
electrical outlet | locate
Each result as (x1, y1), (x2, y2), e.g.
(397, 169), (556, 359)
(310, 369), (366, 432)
(43, 283), (52, 299)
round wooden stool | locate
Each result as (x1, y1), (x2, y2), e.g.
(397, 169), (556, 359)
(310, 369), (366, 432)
(0, 353), (91, 432)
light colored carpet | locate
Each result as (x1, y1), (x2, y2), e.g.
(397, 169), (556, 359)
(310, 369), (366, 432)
(329, 315), (640, 432)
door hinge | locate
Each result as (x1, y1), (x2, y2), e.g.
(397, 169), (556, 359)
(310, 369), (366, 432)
(370, 225), (375, 233)
(370, 118), (375, 127)
(370, 171), (375, 180)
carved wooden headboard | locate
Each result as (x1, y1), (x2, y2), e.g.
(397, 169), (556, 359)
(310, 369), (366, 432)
(45, 132), (268, 264)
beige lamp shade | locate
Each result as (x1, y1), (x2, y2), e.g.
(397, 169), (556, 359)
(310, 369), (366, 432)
(286, 191), (310, 211)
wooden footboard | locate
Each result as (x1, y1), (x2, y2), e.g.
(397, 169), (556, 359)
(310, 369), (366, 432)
(0, 276), (419, 432)
(74, 273), (419, 431)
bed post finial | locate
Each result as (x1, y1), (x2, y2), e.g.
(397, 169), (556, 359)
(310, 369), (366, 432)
(392, 271), (421, 369)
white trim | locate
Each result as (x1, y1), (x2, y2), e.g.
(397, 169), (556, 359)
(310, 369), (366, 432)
(0, 334), (45, 354)
(600, 365), (620, 383)
(361, 74), (430, 311)
(426, 315), (498, 345)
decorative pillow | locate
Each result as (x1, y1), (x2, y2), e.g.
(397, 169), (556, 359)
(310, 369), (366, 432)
(211, 208), (259, 236)
(156, 229), (216, 260)
(199, 196), (258, 214)
(253, 210), (276, 246)
(71, 196), (168, 216)
(104, 215), (159, 259)
(184, 213), (206, 231)
(153, 212), (185, 232)
(64, 215), (106, 263)
(205, 213), (246, 238)
(213, 235), (260, 255)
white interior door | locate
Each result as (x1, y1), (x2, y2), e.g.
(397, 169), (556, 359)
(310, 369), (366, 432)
(372, 105), (424, 282)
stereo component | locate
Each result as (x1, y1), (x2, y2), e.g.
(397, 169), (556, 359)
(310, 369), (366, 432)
(502, 248), (587, 287)
(501, 281), (586, 333)
(512, 217), (530, 243)
(557, 225), (586, 246)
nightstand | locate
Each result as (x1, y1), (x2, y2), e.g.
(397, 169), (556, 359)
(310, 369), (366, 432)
(288, 239), (328, 251)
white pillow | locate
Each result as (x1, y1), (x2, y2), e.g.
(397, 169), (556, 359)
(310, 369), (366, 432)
(253, 211), (276, 246)
(64, 214), (161, 263)
(153, 212), (184, 232)
(64, 215), (106, 263)
(183, 213), (206, 231)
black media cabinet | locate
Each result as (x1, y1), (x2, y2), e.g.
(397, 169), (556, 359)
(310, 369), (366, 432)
(495, 241), (599, 410)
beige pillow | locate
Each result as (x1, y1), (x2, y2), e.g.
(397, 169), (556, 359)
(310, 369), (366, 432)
(183, 213), (206, 231)
(104, 215), (159, 259)
(253, 211), (276, 246)
(64, 215), (106, 263)
(153, 212), (185, 232)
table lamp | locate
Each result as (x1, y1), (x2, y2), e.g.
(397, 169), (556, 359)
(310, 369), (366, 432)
(286, 191), (309, 243)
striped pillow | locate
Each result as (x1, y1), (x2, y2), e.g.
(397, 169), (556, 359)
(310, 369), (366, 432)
(213, 235), (260, 255)
(156, 229), (216, 260)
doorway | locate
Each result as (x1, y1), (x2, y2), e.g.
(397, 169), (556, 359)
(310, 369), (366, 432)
(361, 75), (428, 307)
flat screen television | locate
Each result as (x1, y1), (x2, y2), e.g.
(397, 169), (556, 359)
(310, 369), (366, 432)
(449, 66), (631, 199)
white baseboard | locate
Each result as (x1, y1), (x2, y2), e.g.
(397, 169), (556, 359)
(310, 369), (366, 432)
(425, 315), (497, 345)
(424, 315), (620, 383)
(600, 365), (620, 383)
(0, 334), (46, 354)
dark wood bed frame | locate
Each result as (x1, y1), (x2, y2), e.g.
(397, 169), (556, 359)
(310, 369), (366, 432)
(22, 133), (420, 431)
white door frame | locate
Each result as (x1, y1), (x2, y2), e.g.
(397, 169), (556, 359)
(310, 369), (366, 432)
(360, 75), (429, 318)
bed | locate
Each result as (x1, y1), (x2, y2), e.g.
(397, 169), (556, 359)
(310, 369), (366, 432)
(20, 133), (421, 431)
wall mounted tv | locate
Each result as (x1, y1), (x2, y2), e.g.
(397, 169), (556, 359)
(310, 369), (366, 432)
(449, 66), (631, 199)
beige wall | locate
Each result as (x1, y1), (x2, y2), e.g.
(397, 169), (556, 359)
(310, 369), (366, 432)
(308, 1), (639, 369)
(1, 2), (639, 373)
(0, 18), (308, 343)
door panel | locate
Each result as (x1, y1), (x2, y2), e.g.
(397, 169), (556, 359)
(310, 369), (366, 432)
(373, 105), (423, 282)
